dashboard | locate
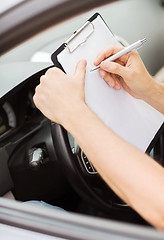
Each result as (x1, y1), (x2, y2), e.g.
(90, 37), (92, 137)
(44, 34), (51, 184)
(0, 102), (16, 137)
(0, 68), (69, 201)
(0, 75), (41, 145)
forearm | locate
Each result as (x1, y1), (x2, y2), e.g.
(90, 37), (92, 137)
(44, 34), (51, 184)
(63, 104), (164, 228)
(34, 59), (164, 228)
(143, 78), (164, 114)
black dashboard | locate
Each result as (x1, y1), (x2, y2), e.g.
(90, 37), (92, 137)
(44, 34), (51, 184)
(0, 68), (68, 201)
(0, 76), (40, 144)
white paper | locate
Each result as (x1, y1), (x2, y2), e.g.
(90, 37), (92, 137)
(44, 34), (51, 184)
(57, 14), (164, 152)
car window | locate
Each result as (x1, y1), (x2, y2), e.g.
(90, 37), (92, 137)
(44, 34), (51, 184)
(0, 0), (164, 77)
(0, 0), (24, 15)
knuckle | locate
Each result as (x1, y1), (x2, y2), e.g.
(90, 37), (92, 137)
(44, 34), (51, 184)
(34, 86), (42, 97)
(46, 67), (60, 75)
(35, 85), (39, 93)
(110, 63), (118, 72)
(46, 67), (53, 74)
(40, 75), (46, 84)
(53, 67), (62, 74)
(33, 94), (38, 106)
(53, 67), (61, 73)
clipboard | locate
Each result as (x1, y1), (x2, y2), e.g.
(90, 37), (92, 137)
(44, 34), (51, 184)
(51, 13), (164, 153)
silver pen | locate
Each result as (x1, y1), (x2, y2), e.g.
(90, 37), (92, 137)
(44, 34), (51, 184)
(90, 38), (147, 72)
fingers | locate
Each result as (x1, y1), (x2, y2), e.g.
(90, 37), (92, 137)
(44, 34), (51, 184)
(74, 59), (87, 79)
(111, 74), (121, 90)
(94, 45), (128, 66)
(95, 47), (124, 90)
(99, 70), (121, 90)
(33, 85), (41, 109)
(100, 60), (128, 80)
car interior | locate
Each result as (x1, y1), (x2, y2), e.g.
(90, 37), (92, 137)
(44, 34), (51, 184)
(0, 0), (164, 232)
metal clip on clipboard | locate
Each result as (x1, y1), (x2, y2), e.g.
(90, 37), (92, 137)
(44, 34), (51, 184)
(64, 21), (94, 53)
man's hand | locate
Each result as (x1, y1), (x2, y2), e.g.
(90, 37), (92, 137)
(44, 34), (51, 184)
(94, 46), (155, 100)
(33, 60), (87, 125)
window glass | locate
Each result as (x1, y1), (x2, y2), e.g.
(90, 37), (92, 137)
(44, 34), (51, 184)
(0, 0), (24, 14)
(1, 0), (164, 76)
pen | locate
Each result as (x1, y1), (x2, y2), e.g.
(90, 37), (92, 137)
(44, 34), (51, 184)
(90, 38), (147, 72)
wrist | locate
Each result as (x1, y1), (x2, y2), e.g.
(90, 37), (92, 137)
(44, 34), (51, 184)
(61, 103), (90, 131)
(143, 78), (164, 113)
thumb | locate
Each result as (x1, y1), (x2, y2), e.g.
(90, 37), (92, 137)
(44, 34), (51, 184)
(74, 59), (87, 80)
(100, 60), (128, 79)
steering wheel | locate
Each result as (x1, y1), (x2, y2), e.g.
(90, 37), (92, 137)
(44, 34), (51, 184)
(51, 122), (140, 219)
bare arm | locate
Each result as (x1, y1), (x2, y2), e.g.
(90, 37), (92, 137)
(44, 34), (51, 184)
(33, 56), (164, 229)
(62, 103), (164, 229)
